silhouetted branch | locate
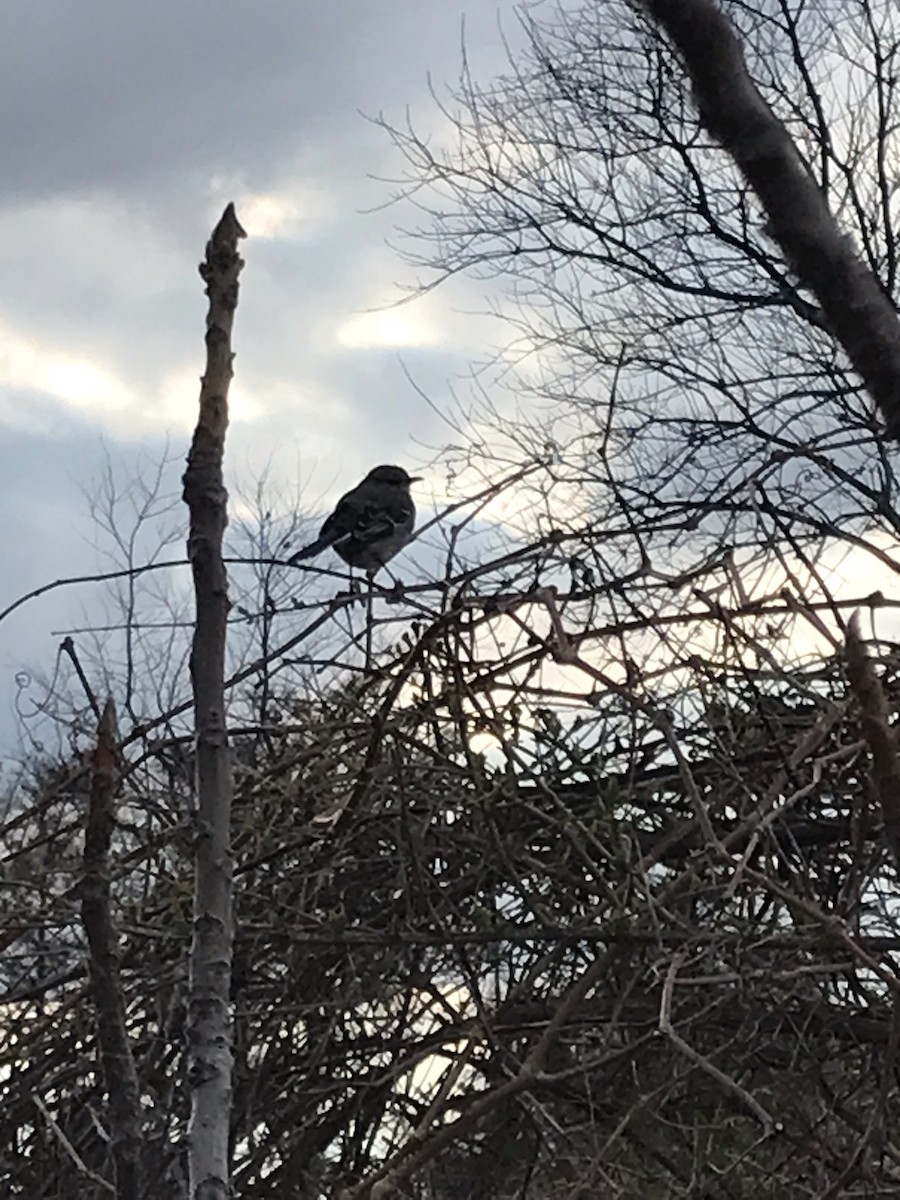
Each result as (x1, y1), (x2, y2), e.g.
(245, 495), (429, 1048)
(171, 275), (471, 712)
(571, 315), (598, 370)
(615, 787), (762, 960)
(639, 0), (900, 435)
(60, 636), (101, 722)
(658, 953), (778, 1134)
(0, 560), (185, 628)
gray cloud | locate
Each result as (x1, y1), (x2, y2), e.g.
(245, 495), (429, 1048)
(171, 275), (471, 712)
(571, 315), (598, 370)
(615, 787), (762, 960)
(0, 2), (520, 201)
(1, 6), (423, 191)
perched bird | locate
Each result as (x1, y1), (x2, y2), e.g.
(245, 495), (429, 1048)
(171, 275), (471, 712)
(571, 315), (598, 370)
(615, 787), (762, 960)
(289, 465), (421, 574)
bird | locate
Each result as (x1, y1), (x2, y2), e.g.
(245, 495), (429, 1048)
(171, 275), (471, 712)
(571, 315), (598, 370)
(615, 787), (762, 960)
(289, 465), (421, 574)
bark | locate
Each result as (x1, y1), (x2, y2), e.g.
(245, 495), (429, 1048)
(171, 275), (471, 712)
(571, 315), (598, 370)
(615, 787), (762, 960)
(639, 0), (900, 436)
(183, 202), (246, 1200)
(80, 698), (143, 1199)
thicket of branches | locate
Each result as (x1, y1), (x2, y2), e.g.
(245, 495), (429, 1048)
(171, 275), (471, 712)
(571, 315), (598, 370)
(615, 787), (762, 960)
(4, 1), (900, 1196)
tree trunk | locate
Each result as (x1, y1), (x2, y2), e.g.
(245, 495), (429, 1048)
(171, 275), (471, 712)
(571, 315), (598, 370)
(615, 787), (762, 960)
(183, 202), (246, 1200)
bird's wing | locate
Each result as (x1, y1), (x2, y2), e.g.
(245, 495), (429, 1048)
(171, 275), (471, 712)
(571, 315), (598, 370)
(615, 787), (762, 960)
(290, 484), (415, 564)
(320, 488), (414, 547)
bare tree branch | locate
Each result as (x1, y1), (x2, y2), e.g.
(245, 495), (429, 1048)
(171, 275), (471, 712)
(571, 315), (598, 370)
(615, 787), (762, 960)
(0, 560), (185, 628)
(638, 0), (900, 435)
(340, 951), (612, 1200)
(61, 636), (102, 722)
(183, 201), (245, 1200)
(658, 953), (778, 1135)
(845, 609), (900, 869)
(33, 1094), (116, 1196)
(80, 698), (142, 1199)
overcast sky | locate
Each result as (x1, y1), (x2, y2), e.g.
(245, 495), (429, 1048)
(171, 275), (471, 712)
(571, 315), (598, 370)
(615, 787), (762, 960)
(0, 1), (528, 748)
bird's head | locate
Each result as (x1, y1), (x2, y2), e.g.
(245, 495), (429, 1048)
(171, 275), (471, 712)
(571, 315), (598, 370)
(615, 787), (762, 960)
(365, 465), (421, 488)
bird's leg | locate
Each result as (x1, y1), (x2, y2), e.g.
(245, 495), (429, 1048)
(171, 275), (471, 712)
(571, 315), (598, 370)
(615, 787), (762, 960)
(364, 569), (375, 672)
(383, 570), (405, 603)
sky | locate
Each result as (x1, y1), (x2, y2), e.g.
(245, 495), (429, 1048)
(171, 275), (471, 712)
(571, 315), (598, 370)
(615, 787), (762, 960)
(3, 1), (894, 760)
(0, 0), (527, 748)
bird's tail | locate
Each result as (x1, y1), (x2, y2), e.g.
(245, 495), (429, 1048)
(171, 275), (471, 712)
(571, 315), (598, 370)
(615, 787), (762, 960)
(288, 539), (328, 564)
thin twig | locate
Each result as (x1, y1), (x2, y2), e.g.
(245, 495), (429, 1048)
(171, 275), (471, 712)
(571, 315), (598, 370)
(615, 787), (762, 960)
(60, 635), (102, 721)
(658, 954), (779, 1135)
(33, 1094), (116, 1195)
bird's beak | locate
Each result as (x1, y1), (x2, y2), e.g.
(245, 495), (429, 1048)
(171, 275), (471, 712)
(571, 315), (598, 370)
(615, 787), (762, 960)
(408, 476), (423, 483)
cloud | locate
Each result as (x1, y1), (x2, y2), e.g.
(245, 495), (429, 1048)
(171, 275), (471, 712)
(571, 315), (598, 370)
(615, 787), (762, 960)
(0, 319), (135, 425)
(336, 304), (441, 350)
(238, 187), (332, 242)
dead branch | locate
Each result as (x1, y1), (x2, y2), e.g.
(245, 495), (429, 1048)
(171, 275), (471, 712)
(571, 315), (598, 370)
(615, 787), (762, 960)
(80, 698), (142, 1199)
(183, 201), (246, 1200)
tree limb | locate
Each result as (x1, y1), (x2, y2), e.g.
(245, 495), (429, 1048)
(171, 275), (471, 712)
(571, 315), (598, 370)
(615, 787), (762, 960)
(80, 698), (142, 1199)
(183, 202), (246, 1200)
(844, 610), (900, 869)
(638, 0), (900, 436)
